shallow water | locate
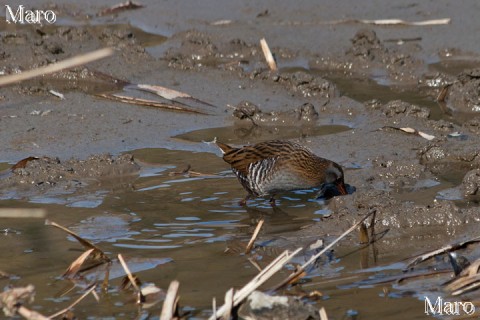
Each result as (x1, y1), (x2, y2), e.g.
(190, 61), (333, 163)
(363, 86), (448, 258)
(1, 146), (474, 319)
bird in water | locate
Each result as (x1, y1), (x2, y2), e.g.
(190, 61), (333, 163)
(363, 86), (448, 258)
(216, 140), (348, 205)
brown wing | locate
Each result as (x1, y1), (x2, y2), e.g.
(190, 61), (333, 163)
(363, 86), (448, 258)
(217, 140), (299, 176)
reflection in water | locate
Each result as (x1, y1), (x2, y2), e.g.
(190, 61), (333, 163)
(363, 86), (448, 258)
(0, 146), (458, 319)
(174, 123), (351, 144)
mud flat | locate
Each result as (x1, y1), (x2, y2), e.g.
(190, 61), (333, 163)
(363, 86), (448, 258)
(1, 1), (480, 319)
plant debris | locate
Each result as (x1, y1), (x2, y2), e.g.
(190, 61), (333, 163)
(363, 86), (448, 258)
(380, 126), (435, 140)
(98, 0), (144, 16)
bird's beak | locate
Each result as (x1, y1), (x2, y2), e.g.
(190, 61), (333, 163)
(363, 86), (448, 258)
(336, 181), (348, 195)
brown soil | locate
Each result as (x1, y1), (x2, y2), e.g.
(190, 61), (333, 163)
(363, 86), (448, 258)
(2, 1), (480, 319)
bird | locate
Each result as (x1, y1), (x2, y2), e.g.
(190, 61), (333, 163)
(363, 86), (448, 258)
(216, 140), (348, 205)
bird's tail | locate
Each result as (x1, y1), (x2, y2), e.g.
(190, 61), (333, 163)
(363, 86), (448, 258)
(216, 141), (235, 154)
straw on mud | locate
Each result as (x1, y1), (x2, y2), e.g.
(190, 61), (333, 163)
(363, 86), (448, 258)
(319, 307), (328, 320)
(63, 248), (95, 278)
(443, 259), (480, 295)
(48, 285), (97, 319)
(278, 18), (451, 26)
(117, 254), (141, 293)
(212, 297), (217, 319)
(260, 38), (277, 71)
(209, 248), (302, 320)
(98, 93), (208, 115)
(405, 235), (480, 269)
(0, 208), (46, 219)
(222, 288), (234, 320)
(131, 84), (217, 108)
(45, 220), (109, 261)
(379, 126), (435, 141)
(273, 209), (376, 291)
(49, 90), (65, 100)
(0, 48), (114, 87)
(160, 280), (180, 320)
(98, 0), (143, 16)
(245, 218), (264, 254)
(436, 83), (454, 102)
(352, 18), (451, 26)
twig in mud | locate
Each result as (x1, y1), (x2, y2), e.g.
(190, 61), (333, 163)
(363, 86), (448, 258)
(379, 126), (435, 141)
(160, 280), (180, 320)
(49, 90), (65, 100)
(63, 248), (95, 278)
(98, 93), (208, 115)
(405, 235), (480, 270)
(0, 48), (113, 87)
(209, 248), (302, 320)
(436, 83), (453, 102)
(98, 0), (144, 16)
(319, 307), (329, 320)
(222, 288), (234, 320)
(133, 84), (217, 108)
(230, 104), (259, 127)
(168, 165), (218, 177)
(48, 284), (97, 319)
(118, 254), (144, 304)
(245, 219), (265, 254)
(277, 18), (451, 27)
(212, 297), (217, 320)
(45, 220), (110, 262)
(260, 38), (277, 71)
(272, 209), (376, 290)
(248, 257), (263, 272)
(443, 259), (480, 295)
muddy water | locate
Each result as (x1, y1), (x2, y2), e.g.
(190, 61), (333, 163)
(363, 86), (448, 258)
(1, 145), (464, 319)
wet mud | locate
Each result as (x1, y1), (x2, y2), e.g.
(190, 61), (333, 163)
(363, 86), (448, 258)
(1, 0), (480, 319)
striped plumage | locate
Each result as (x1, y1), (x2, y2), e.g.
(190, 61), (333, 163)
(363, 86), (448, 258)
(217, 140), (347, 204)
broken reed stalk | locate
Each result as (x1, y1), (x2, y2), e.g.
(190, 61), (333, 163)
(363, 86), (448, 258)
(260, 38), (277, 71)
(16, 306), (49, 320)
(212, 297), (217, 319)
(97, 93), (208, 115)
(0, 48), (114, 87)
(160, 280), (180, 320)
(117, 254), (141, 293)
(222, 288), (234, 320)
(63, 248), (95, 278)
(273, 209), (376, 291)
(46, 220), (110, 262)
(0, 208), (46, 219)
(208, 248), (302, 320)
(405, 235), (480, 269)
(245, 219), (265, 254)
(48, 285), (97, 319)
(319, 307), (329, 320)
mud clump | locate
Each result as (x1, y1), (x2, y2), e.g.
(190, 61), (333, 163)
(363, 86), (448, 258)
(232, 101), (319, 125)
(462, 169), (480, 197)
(238, 291), (321, 320)
(444, 68), (480, 113)
(313, 29), (423, 84)
(2, 154), (139, 194)
(164, 30), (335, 99)
(346, 29), (384, 61)
(380, 100), (430, 118)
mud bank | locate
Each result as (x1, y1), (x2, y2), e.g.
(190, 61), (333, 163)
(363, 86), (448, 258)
(1, 1), (480, 319)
